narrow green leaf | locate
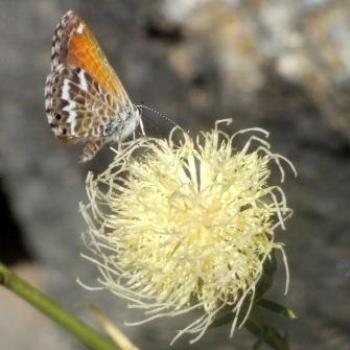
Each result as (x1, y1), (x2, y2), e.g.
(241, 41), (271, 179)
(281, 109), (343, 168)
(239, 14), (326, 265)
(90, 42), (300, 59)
(258, 299), (297, 320)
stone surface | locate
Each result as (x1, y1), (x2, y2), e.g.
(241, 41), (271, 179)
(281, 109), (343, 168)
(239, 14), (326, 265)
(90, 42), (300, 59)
(0, 0), (350, 349)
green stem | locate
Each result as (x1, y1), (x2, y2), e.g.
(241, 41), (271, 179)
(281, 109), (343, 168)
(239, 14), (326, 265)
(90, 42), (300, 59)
(245, 314), (290, 350)
(0, 262), (120, 350)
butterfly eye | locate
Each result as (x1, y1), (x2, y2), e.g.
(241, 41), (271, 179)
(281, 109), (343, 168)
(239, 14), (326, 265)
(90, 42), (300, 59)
(55, 113), (62, 120)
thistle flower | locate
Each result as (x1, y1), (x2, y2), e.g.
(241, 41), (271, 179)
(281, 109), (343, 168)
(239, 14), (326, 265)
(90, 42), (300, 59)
(80, 119), (296, 344)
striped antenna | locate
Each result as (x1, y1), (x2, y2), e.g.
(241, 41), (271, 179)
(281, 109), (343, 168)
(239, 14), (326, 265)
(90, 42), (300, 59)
(136, 104), (178, 128)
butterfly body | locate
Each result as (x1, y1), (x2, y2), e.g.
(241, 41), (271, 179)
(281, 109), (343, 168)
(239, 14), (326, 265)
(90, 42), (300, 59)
(45, 10), (140, 161)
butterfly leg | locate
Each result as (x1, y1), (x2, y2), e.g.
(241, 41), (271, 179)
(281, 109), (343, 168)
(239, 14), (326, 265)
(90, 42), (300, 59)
(116, 135), (123, 153)
(139, 116), (146, 136)
(80, 139), (105, 162)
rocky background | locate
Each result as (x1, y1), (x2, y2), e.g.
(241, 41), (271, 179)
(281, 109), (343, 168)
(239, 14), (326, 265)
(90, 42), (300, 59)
(1, 0), (350, 349)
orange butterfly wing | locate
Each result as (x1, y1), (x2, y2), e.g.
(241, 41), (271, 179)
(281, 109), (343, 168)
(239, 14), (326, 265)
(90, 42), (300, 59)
(51, 10), (128, 100)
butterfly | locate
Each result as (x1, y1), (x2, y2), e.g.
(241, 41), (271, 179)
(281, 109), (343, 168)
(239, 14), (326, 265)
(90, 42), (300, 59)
(45, 10), (142, 162)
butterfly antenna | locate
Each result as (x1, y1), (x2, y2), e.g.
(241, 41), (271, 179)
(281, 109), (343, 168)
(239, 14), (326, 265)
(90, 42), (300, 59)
(137, 104), (178, 129)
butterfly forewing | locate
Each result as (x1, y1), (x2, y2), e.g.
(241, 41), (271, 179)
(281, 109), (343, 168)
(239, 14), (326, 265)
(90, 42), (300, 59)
(50, 10), (128, 98)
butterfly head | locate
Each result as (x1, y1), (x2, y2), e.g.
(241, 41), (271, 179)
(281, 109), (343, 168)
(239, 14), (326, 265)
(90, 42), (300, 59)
(117, 103), (142, 141)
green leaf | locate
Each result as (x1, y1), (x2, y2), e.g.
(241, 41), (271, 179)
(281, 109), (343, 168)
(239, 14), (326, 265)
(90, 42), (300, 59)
(257, 299), (297, 320)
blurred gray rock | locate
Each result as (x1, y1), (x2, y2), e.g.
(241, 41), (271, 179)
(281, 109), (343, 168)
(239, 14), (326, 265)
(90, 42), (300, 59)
(0, 0), (350, 349)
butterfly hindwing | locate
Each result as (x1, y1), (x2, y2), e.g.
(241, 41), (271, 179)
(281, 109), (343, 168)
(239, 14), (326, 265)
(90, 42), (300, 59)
(45, 64), (120, 141)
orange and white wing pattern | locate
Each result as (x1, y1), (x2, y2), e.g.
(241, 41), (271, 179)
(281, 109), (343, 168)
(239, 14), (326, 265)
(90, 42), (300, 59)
(45, 10), (141, 162)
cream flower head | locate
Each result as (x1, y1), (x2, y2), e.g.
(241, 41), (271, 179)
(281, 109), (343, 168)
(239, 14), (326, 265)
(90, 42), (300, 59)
(80, 119), (296, 344)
